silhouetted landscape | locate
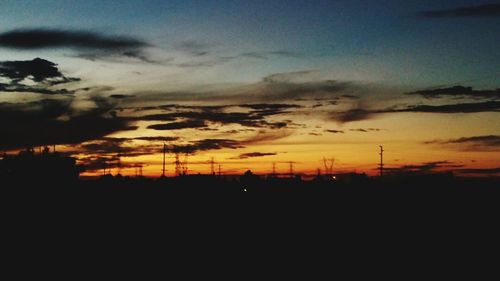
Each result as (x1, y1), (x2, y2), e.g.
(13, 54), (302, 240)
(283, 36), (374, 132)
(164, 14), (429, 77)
(2, 149), (498, 198)
(1, 1), (499, 213)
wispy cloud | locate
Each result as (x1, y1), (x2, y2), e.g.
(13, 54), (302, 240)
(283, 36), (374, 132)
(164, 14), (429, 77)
(325, 129), (344, 134)
(232, 152), (277, 159)
(330, 101), (500, 123)
(425, 135), (500, 151)
(407, 86), (500, 100)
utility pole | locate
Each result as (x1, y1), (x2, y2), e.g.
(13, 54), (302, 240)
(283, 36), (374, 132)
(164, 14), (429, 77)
(272, 162), (276, 177)
(162, 143), (166, 177)
(379, 145), (384, 177)
(210, 157), (215, 175)
(289, 161), (294, 178)
(218, 164), (222, 177)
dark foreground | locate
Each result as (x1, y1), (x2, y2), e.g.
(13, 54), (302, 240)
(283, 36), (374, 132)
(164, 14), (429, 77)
(3, 173), (500, 208)
(3, 174), (500, 272)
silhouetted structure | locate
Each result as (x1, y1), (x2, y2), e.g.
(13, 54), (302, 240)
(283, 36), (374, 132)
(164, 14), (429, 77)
(379, 145), (384, 177)
(0, 148), (83, 187)
(323, 158), (335, 176)
(162, 144), (167, 177)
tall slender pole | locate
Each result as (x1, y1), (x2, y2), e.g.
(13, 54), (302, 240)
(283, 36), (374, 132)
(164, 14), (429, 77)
(162, 144), (166, 177)
(379, 145), (384, 177)
(210, 157), (215, 175)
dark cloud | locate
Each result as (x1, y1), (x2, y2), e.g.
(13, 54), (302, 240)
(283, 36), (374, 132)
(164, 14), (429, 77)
(455, 168), (500, 175)
(407, 86), (500, 100)
(238, 103), (302, 111)
(330, 108), (375, 123)
(0, 58), (79, 84)
(169, 139), (244, 154)
(133, 136), (179, 142)
(109, 94), (135, 99)
(330, 101), (500, 123)
(0, 83), (73, 95)
(0, 98), (136, 150)
(148, 119), (208, 131)
(233, 152), (277, 159)
(0, 58), (80, 95)
(139, 103), (300, 130)
(0, 29), (147, 50)
(0, 29), (154, 63)
(390, 101), (500, 113)
(325, 130), (344, 134)
(350, 128), (381, 133)
(384, 161), (463, 174)
(417, 4), (500, 18)
(425, 135), (500, 151)
(341, 94), (360, 100)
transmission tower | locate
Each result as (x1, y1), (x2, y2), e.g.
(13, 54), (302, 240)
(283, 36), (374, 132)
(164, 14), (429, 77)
(323, 157), (335, 175)
(181, 153), (189, 176)
(175, 153), (182, 177)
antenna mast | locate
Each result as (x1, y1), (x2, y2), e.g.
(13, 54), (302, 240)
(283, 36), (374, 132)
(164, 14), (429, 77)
(162, 143), (166, 177)
(379, 145), (384, 177)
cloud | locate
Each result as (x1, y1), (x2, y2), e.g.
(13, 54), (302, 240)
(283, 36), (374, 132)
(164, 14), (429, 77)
(425, 135), (500, 151)
(325, 130), (344, 134)
(390, 101), (500, 113)
(173, 40), (211, 56)
(0, 58), (79, 84)
(139, 103), (301, 130)
(133, 136), (179, 142)
(0, 98), (136, 150)
(0, 58), (80, 95)
(407, 86), (500, 100)
(330, 101), (500, 123)
(330, 108), (376, 123)
(233, 152), (277, 159)
(148, 119), (208, 130)
(350, 128), (381, 133)
(0, 29), (153, 63)
(169, 139), (244, 154)
(417, 4), (500, 18)
(0, 29), (147, 50)
(240, 130), (294, 145)
(455, 168), (500, 175)
(384, 161), (463, 174)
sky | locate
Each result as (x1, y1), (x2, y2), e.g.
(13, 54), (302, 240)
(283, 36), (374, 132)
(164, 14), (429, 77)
(0, 0), (499, 177)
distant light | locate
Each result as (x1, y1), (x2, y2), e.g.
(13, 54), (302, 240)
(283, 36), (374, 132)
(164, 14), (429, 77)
(332, 176), (337, 180)
(243, 188), (247, 192)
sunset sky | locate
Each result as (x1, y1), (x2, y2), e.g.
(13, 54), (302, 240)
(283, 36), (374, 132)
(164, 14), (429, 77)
(0, 0), (499, 177)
